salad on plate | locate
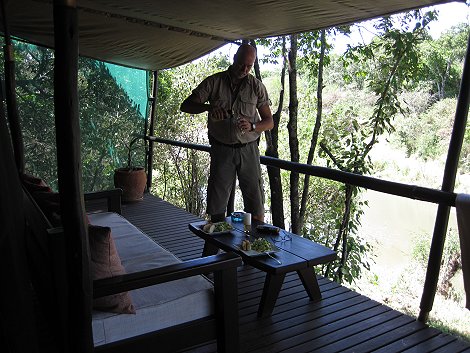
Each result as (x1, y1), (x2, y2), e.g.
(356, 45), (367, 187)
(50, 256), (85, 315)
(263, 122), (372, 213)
(202, 221), (233, 234)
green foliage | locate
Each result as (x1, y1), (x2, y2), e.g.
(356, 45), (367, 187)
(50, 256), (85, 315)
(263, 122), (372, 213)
(302, 177), (373, 284)
(339, 233), (373, 284)
(320, 103), (374, 173)
(392, 97), (470, 172)
(419, 23), (469, 99)
(390, 24), (470, 172)
(8, 41), (145, 192)
(463, 118), (470, 173)
(13, 43), (58, 187)
(410, 228), (466, 330)
(412, 227), (461, 270)
(125, 134), (146, 169)
(303, 179), (344, 247)
(257, 37), (288, 66)
(314, 10), (439, 284)
(297, 31), (330, 78)
(79, 60), (144, 191)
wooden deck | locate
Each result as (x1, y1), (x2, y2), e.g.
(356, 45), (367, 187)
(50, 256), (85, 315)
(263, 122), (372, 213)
(90, 193), (470, 353)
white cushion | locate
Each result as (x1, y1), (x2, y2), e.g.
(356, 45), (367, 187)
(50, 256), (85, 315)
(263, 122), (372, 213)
(88, 212), (214, 347)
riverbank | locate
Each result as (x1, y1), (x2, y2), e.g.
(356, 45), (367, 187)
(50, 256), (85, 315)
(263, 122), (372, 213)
(350, 141), (469, 341)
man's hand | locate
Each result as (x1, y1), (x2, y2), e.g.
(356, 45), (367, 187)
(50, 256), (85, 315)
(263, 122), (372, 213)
(208, 106), (228, 121)
(236, 116), (251, 133)
(180, 95), (229, 121)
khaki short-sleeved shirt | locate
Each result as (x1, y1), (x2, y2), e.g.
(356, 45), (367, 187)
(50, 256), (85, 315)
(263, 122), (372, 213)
(192, 68), (270, 144)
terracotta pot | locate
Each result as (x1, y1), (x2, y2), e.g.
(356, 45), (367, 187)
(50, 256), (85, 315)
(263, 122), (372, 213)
(114, 167), (147, 202)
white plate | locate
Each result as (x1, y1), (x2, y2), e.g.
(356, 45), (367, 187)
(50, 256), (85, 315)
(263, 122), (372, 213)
(238, 243), (280, 257)
(199, 221), (233, 235)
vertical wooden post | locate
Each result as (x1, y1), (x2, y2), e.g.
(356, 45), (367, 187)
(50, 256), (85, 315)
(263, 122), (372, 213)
(214, 266), (239, 353)
(0, 0), (24, 173)
(53, 0), (93, 351)
(418, 33), (470, 322)
(147, 70), (158, 190)
(0, 71), (39, 353)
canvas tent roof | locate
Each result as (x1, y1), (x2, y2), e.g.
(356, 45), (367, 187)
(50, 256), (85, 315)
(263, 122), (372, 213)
(3, 0), (461, 70)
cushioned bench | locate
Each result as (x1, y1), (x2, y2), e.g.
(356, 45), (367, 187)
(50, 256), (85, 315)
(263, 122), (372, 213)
(89, 212), (214, 347)
(22, 186), (241, 353)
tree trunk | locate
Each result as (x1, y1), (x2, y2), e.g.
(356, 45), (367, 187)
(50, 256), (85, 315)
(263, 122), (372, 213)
(336, 184), (353, 283)
(53, 1), (93, 351)
(437, 251), (461, 298)
(288, 35), (300, 233)
(252, 39), (286, 228)
(323, 184), (353, 283)
(251, 40), (262, 82)
(299, 29), (326, 229)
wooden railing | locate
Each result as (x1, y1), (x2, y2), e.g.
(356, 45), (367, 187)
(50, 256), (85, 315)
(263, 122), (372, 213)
(145, 135), (456, 206)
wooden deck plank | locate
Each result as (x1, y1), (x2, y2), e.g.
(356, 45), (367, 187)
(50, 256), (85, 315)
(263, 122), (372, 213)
(340, 320), (432, 353)
(238, 281), (354, 321)
(431, 338), (470, 353)
(242, 298), (383, 352)
(397, 332), (457, 353)
(255, 306), (397, 353)
(90, 194), (470, 353)
(241, 293), (376, 336)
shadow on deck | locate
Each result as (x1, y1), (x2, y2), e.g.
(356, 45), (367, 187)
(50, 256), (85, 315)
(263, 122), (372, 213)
(89, 193), (470, 353)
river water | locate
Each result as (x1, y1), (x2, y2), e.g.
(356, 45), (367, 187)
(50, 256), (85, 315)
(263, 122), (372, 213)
(359, 189), (458, 283)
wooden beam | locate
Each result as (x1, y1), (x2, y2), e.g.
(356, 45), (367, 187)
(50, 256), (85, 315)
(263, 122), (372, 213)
(53, 0), (93, 351)
(418, 32), (470, 322)
(146, 136), (457, 207)
(1, 0), (24, 172)
(214, 260), (240, 353)
(0, 58), (38, 353)
(146, 70), (158, 189)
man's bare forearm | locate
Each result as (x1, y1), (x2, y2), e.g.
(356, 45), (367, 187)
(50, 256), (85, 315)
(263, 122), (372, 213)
(181, 97), (229, 120)
(180, 93), (213, 114)
(180, 98), (211, 114)
(253, 116), (274, 133)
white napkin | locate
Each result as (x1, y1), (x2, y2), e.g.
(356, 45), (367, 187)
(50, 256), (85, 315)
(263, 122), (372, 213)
(456, 193), (470, 310)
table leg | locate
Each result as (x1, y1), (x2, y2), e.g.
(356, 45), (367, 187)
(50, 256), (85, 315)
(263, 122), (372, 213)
(297, 267), (321, 301)
(257, 273), (286, 318)
(202, 241), (219, 257)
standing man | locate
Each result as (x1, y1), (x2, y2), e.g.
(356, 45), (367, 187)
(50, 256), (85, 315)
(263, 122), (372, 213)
(180, 44), (274, 222)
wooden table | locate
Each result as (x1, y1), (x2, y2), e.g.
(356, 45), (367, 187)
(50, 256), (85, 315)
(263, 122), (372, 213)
(189, 218), (337, 317)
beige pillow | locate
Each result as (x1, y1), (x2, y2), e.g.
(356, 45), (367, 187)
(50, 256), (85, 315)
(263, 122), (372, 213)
(89, 225), (136, 314)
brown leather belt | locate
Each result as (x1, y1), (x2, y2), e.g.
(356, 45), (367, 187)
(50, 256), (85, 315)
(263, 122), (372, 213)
(209, 135), (252, 148)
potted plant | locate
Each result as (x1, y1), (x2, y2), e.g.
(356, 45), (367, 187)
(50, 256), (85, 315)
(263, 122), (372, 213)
(114, 134), (147, 202)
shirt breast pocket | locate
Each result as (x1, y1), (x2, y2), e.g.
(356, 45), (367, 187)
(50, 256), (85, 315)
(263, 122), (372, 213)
(210, 98), (230, 110)
(239, 92), (257, 119)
